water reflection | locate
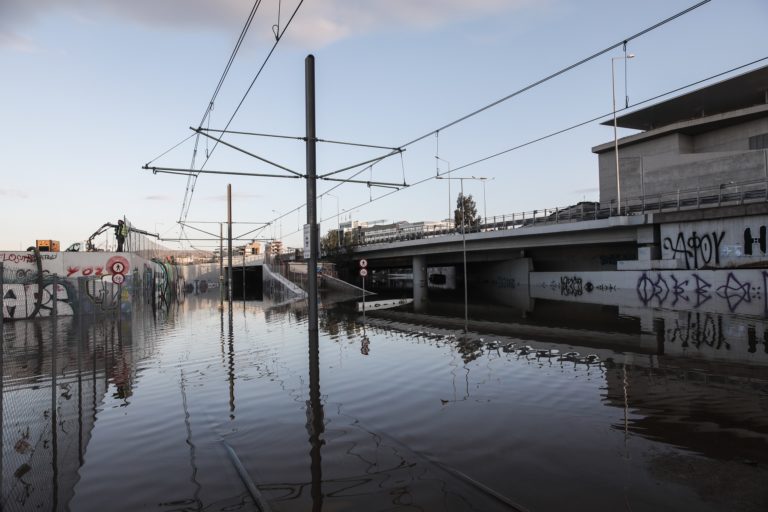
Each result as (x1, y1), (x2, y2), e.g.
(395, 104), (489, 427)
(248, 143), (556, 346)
(307, 329), (323, 512)
(1, 313), (147, 511)
(2, 291), (767, 511)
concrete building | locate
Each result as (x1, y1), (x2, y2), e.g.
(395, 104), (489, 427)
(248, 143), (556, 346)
(594, 65), (768, 209)
(360, 220), (449, 244)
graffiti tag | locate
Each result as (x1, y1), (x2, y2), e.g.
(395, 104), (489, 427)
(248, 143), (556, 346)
(663, 231), (724, 270)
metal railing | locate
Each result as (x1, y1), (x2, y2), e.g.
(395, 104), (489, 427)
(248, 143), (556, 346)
(353, 178), (768, 247)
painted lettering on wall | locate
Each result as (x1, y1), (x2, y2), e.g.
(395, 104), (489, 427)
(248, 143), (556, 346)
(67, 266), (107, 277)
(743, 226), (767, 256)
(636, 271), (765, 313)
(494, 277), (517, 289)
(662, 231), (724, 270)
(0, 253), (58, 264)
(560, 276), (583, 296)
(2, 282), (75, 319)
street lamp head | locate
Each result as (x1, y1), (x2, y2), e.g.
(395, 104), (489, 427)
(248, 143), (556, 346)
(627, 53), (635, 59)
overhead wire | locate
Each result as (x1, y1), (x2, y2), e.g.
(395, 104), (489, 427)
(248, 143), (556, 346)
(275, 56), (768, 239)
(180, 0), (306, 225)
(262, 0), (715, 237)
(145, 133), (197, 167)
(167, 0), (715, 246)
(177, 0), (263, 222)
(397, 0), (712, 151)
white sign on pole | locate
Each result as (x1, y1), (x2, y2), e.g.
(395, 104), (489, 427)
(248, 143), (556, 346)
(303, 224), (310, 258)
(359, 268), (368, 277)
(359, 259), (368, 268)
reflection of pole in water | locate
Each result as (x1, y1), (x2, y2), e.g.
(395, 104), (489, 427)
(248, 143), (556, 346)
(307, 329), (324, 511)
(227, 302), (235, 419)
(179, 370), (202, 509)
(52, 275), (59, 510)
(77, 281), (85, 465)
(0, 263), (4, 500)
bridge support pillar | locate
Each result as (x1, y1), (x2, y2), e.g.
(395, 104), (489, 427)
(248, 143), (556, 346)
(413, 255), (427, 312)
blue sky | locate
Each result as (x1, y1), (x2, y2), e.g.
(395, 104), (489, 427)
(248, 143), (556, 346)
(1, 0), (766, 251)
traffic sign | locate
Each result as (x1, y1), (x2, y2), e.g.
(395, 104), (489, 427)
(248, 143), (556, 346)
(359, 259), (368, 268)
(359, 268), (368, 277)
(112, 273), (125, 285)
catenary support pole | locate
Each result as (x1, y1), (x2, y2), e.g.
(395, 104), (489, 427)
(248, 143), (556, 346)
(219, 223), (224, 306)
(306, 55), (319, 332)
(227, 184), (233, 304)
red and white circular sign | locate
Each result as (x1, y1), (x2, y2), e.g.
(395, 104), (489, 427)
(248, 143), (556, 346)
(359, 259), (368, 268)
(107, 255), (130, 276)
(359, 268), (368, 277)
(112, 273), (125, 285)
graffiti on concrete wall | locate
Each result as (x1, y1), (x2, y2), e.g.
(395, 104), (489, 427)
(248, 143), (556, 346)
(2, 280), (76, 319)
(743, 226), (767, 256)
(532, 269), (768, 318)
(660, 217), (768, 268)
(543, 278), (616, 294)
(636, 271), (764, 313)
(560, 276), (583, 296)
(662, 231), (725, 270)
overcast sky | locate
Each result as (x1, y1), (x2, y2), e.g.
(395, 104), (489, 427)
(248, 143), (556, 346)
(1, 0), (766, 251)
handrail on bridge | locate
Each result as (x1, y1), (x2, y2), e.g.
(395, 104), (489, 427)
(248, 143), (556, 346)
(352, 177), (768, 247)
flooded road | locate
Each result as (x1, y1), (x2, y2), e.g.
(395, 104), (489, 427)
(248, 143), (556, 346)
(2, 294), (767, 511)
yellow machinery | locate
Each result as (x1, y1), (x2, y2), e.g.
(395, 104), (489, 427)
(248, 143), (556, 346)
(35, 240), (60, 252)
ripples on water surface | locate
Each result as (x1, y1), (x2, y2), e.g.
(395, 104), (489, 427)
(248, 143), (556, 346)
(2, 295), (767, 511)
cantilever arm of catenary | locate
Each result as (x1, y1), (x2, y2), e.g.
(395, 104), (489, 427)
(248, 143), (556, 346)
(190, 127), (304, 177)
(318, 148), (404, 179)
(142, 165), (303, 180)
(322, 177), (407, 190)
(175, 222), (222, 239)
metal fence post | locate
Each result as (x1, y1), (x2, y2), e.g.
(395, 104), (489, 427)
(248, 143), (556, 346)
(53, 274), (58, 317)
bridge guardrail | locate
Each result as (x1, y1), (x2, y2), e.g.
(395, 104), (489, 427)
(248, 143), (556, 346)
(353, 178), (768, 247)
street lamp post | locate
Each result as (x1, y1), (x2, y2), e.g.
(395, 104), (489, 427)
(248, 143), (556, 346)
(271, 209), (283, 245)
(436, 175), (488, 333)
(436, 157), (451, 230)
(476, 176), (494, 229)
(326, 193), (340, 247)
(612, 53), (634, 215)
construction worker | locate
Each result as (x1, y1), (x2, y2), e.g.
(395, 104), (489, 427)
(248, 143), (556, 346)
(115, 219), (128, 252)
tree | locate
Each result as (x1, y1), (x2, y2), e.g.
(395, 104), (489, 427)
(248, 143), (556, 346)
(320, 229), (357, 259)
(454, 193), (481, 229)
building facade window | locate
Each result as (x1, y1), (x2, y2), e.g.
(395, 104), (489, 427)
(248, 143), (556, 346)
(748, 133), (768, 150)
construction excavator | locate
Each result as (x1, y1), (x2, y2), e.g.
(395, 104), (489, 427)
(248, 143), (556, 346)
(78, 222), (158, 252)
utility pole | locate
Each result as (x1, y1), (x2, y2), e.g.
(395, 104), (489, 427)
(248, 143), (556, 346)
(306, 55), (319, 332)
(227, 184), (233, 303)
(219, 223), (224, 306)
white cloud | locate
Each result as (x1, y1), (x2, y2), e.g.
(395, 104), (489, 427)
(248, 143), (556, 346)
(0, 0), (538, 49)
(0, 189), (29, 199)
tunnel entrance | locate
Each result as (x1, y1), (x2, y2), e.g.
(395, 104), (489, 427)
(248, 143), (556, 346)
(230, 265), (263, 300)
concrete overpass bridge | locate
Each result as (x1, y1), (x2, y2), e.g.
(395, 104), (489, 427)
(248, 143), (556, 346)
(349, 198), (768, 312)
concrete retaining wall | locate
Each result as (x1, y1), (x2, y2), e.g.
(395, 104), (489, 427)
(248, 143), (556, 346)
(531, 269), (767, 317)
(0, 252), (181, 320)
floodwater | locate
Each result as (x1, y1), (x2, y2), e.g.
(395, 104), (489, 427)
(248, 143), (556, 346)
(2, 292), (768, 511)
